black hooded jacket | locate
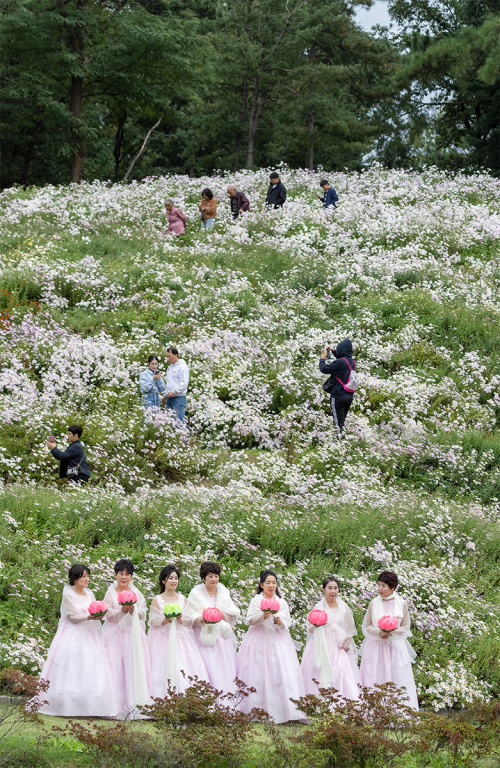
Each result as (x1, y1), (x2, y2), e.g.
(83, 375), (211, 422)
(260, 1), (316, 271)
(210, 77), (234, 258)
(319, 339), (356, 399)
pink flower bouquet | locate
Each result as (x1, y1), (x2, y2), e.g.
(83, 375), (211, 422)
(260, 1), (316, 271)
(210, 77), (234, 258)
(117, 590), (137, 607)
(308, 609), (328, 627)
(260, 598), (280, 614)
(378, 615), (399, 632)
(88, 600), (108, 619)
(202, 607), (223, 624)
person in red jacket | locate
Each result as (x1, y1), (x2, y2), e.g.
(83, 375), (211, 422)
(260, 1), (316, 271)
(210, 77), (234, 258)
(227, 185), (250, 219)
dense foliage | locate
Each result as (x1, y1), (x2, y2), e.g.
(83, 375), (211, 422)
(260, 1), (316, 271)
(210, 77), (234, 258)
(0, 166), (499, 716)
(1, 0), (499, 185)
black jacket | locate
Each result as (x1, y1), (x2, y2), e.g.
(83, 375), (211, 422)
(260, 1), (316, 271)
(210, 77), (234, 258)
(51, 440), (91, 479)
(319, 339), (356, 399)
(266, 181), (286, 208)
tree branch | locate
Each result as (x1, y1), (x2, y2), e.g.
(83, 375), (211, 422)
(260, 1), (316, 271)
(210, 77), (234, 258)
(122, 117), (162, 181)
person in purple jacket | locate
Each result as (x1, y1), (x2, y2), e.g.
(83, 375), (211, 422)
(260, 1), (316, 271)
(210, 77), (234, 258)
(227, 186), (250, 219)
(165, 199), (187, 235)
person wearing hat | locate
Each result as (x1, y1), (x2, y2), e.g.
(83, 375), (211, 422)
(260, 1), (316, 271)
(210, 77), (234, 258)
(317, 180), (338, 209)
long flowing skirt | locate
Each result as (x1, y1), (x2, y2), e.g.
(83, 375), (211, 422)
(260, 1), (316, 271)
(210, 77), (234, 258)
(236, 625), (306, 723)
(360, 637), (419, 709)
(39, 622), (118, 717)
(193, 629), (237, 694)
(102, 622), (152, 717)
(148, 624), (209, 696)
(301, 638), (360, 700)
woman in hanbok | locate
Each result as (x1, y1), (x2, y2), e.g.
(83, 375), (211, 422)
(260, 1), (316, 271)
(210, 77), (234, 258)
(39, 564), (118, 717)
(359, 570), (418, 710)
(301, 577), (360, 700)
(236, 570), (306, 723)
(102, 559), (152, 717)
(148, 565), (209, 695)
(187, 561), (240, 693)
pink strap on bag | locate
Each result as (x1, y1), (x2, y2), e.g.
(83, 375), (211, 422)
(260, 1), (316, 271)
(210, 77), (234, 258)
(335, 358), (358, 393)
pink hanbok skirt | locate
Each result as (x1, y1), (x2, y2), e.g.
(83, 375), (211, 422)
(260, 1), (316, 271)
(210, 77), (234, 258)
(236, 625), (306, 723)
(148, 623), (209, 696)
(301, 639), (360, 700)
(193, 629), (237, 694)
(360, 636), (418, 709)
(39, 622), (118, 717)
(102, 622), (152, 716)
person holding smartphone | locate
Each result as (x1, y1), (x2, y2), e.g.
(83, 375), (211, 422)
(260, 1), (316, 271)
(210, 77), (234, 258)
(139, 354), (166, 418)
(46, 425), (91, 483)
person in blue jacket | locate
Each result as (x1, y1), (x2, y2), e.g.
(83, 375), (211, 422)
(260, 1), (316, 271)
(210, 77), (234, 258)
(317, 180), (339, 209)
(319, 339), (356, 439)
(139, 354), (166, 415)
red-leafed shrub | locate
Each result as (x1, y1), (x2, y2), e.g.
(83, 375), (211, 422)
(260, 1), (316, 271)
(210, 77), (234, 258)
(0, 668), (49, 766)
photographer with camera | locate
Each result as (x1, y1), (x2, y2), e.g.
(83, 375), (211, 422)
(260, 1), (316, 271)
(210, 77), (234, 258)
(47, 425), (91, 483)
(319, 339), (357, 440)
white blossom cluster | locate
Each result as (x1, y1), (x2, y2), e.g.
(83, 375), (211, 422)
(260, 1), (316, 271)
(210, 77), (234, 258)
(0, 165), (499, 706)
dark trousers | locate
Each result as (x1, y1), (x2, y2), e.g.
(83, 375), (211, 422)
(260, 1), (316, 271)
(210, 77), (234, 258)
(330, 396), (352, 439)
(68, 473), (90, 484)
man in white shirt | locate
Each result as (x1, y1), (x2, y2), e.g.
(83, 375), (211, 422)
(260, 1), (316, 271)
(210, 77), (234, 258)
(165, 346), (189, 424)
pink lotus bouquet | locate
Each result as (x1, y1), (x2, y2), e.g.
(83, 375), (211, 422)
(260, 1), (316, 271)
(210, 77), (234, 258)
(378, 615), (399, 632)
(88, 600), (108, 619)
(260, 598), (280, 614)
(117, 590), (137, 607)
(202, 607), (223, 624)
(308, 609), (328, 627)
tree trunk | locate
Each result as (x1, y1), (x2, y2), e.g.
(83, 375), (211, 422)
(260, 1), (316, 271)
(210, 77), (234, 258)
(306, 110), (314, 169)
(66, 0), (87, 184)
(306, 44), (316, 170)
(113, 111), (127, 181)
(232, 76), (248, 172)
(70, 75), (84, 183)
(246, 84), (265, 167)
(19, 125), (39, 186)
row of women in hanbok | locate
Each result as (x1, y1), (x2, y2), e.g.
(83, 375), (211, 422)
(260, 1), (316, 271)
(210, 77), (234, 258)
(39, 560), (418, 723)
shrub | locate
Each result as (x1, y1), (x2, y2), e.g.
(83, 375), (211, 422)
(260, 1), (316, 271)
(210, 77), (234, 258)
(288, 683), (421, 768)
(63, 720), (173, 768)
(0, 668), (49, 766)
(140, 677), (269, 767)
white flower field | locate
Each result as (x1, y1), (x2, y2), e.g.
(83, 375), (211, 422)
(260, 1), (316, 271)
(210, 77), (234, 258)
(1, 165), (499, 711)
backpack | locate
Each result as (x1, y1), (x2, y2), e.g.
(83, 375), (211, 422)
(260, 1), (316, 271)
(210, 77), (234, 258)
(335, 358), (359, 393)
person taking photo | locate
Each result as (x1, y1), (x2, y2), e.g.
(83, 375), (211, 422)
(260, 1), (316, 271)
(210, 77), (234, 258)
(319, 339), (357, 440)
(47, 425), (91, 484)
(140, 355), (166, 415)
